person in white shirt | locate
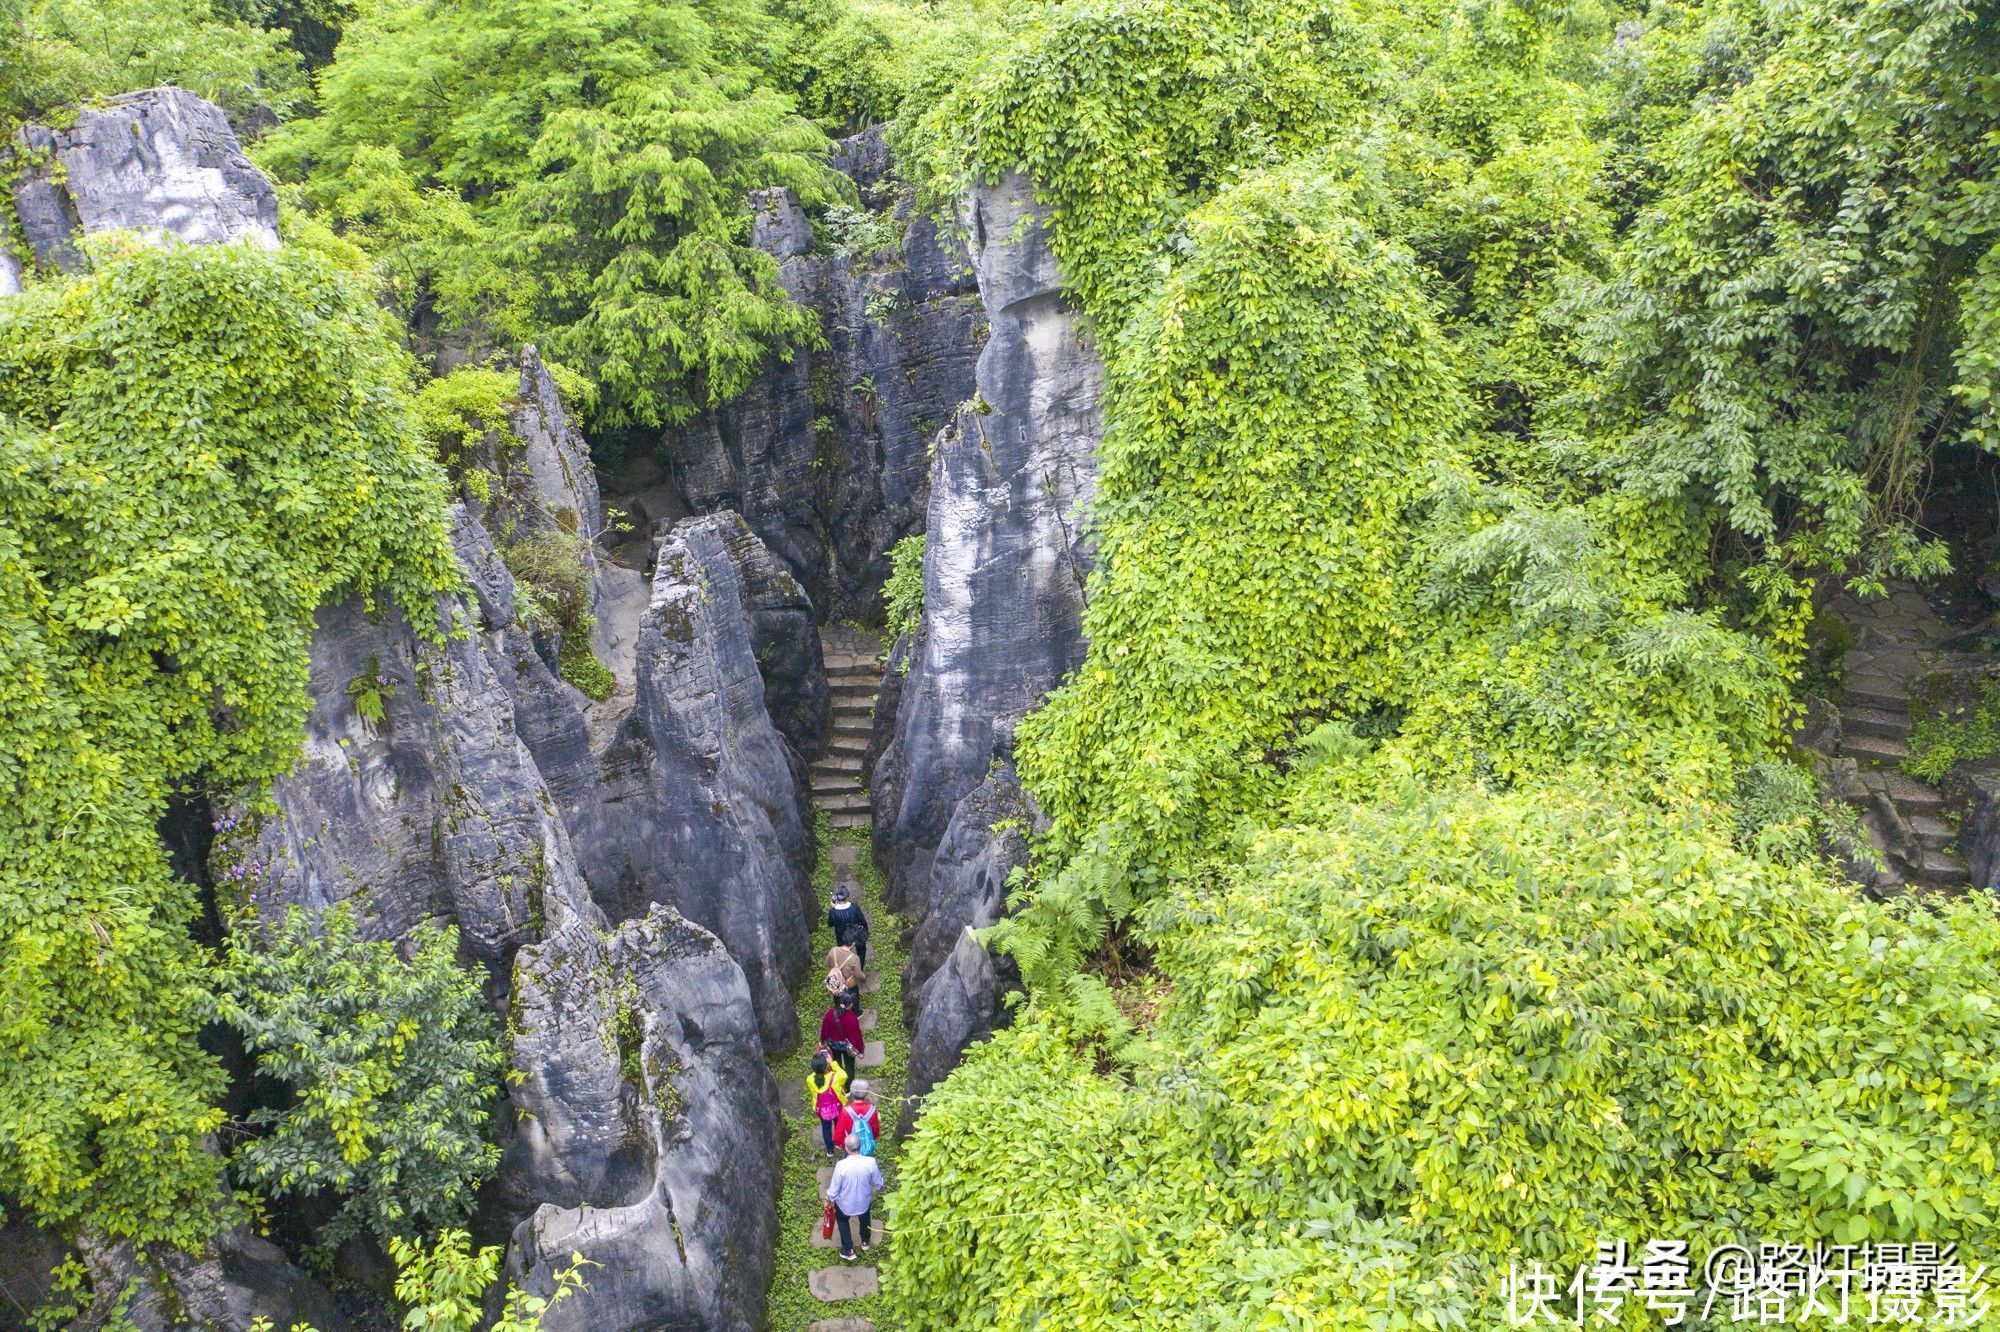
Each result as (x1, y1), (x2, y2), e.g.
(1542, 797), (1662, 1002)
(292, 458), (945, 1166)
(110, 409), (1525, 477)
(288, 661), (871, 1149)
(825, 1132), (885, 1261)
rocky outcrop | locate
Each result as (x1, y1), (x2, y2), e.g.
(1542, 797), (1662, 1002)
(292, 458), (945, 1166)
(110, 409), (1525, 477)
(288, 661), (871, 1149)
(503, 907), (779, 1332)
(9, 87), (278, 282)
(868, 172), (1101, 1121)
(904, 755), (1033, 995)
(899, 758), (1033, 1123)
(230, 545), (594, 967)
(904, 929), (1015, 1124)
(74, 1228), (351, 1332)
(667, 128), (984, 621)
(571, 513), (819, 1051)
(872, 173), (1101, 913)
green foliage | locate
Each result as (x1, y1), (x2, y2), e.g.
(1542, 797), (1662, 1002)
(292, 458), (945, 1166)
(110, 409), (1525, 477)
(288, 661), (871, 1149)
(0, 238), (458, 1246)
(1590, 0), (2000, 593)
(0, 0), (302, 128)
(410, 368), (518, 468)
(769, 0), (1005, 133)
(389, 1231), (590, 1332)
(501, 529), (615, 700)
(1904, 676), (2000, 783)
(345, 653), (394, 724)
(888, 0), (2000, 1324)
(211, 906), (503, 1250)
(893, 784), (2000, 1326)
(265, 0), (849, 429)
(502, 530), (589, 633)
(881, 532), (924, 648)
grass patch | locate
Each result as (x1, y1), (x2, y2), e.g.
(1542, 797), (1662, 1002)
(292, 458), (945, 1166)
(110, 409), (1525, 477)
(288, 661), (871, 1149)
(765, 814), (908, 1332)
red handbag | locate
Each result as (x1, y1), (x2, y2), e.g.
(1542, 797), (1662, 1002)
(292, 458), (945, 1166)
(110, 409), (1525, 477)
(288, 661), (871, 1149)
(821, 1201), (836, 1239)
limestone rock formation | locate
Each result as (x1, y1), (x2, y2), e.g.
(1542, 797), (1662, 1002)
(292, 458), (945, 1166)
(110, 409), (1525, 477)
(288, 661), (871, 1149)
(872, 172), (1102, 913)
(73, 1228), (352, 1332)
(572, 512), (819, 1051)
(867, 171), (1101, 1120)
(10, 87), (278, 280)
(903, 755), (1033, 1003)
(230, 547), (594, 966)
(668, 129), (984, 621)
(899, 758), (1033, 1121)
(504, 907), (780, 1332)
(904, 928), (1016, 1125)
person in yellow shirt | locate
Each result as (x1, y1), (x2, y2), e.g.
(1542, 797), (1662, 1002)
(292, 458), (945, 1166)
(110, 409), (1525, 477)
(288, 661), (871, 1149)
(805, 1048), (848, 1160)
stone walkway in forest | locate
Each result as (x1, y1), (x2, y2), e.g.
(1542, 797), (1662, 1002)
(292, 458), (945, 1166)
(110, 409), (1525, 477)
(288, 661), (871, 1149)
(1823, 582), (1981, 889)
(767, 631), (903, 1332)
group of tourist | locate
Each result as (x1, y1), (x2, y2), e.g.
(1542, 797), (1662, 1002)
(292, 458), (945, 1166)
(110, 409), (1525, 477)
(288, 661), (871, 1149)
(809, 884), (884, 1263)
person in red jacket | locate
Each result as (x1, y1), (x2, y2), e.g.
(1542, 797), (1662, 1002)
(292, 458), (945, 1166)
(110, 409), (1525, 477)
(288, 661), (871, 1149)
(819, 988), (864, 1079)
(834, 1078), (882, 1155)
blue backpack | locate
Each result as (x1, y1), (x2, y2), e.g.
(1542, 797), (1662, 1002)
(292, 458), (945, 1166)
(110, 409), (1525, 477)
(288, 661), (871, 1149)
(851, 1105), (877, 1156)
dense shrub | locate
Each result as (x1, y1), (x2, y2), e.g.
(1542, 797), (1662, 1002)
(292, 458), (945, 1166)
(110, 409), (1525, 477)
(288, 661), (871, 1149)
(896, 784), (2000, 1326)
(212, 907), (504, 1250)
(0, 238), (458, 1245)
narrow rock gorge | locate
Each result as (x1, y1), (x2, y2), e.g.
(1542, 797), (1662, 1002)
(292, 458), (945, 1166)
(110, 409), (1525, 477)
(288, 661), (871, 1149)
(0, 84), (1094, 1330)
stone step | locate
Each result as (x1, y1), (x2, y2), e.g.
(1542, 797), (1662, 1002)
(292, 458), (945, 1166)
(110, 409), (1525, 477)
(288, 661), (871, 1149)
(809, 1319), (875, 1332)
(856, 1042), (885, 1068)
(815, 783), (865, 802)
(833, 719), (872, 737)
(1866, 770), (1947, 816)
(1843, 677), (1910, 713)
(830, 675), (879, 694)
(829, 812), (870, 830)
(823, 654), (882, 673)
(809, 1266), (879, 1301)
(818, 792), (871, 814)
(1908, 848), (1968, 888)
(1842, 732), (1909, 765)
(832, 707), (874, 725)
(828, 735), (870, 756)
(815, 754), (864, 775)
(1909, 813), (1955, 850)
(1843, 706), (1913, 741)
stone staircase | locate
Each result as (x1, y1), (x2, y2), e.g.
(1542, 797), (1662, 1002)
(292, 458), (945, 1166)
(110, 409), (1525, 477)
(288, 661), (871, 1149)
(815, 637), (882, 830)
(1823, 587), (1972, 890)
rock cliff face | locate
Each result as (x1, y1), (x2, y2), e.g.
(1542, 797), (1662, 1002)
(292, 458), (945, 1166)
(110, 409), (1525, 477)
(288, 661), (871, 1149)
(571, 512), (819, 1051)
(871, 172), (1104, 1117)
(504, 908), (780, 1332)
(667, 129), (984, 622)
(7, 86), (278, 290)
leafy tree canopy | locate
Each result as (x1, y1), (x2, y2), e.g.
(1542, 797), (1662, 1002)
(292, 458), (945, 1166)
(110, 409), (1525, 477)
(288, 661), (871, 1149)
(265, 0), (850, 430)
(0, 0), (303, 128)
(0, 236), (458, 1246)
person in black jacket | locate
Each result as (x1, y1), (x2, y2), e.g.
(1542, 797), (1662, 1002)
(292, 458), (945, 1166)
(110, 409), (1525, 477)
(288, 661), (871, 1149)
(828, 884), (869, 970)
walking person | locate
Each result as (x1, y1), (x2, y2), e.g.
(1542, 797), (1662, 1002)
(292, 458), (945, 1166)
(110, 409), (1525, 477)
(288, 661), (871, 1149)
(825, 1132), (885, 1262)
(820, 988), (864, 1080)
(805, 1048), (847, 1161)
(825, 941), (864, 996)
(828, 884), (870, 971)
(834, 1078), (881, 1156)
